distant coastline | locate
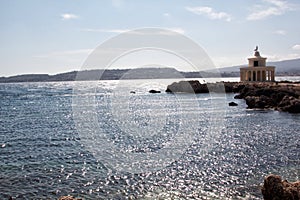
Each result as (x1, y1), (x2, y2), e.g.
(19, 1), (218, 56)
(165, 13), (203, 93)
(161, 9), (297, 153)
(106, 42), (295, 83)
(0, 67), (299, 83)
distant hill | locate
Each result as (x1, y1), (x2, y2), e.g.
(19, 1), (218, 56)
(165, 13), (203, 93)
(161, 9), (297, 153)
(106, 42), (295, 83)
(1, 58), (299, 83)
(0, 68), (199, 83)
(219, 58), (300, 75)
(268, 59), (300, 73)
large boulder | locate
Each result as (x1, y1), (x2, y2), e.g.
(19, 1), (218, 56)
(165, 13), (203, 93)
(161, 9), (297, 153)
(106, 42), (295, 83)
(261, 174), (300, 200)
(234, 85), (257, 99)
(149, 89), (161, 93)
(258, 95), (276, 108)
(286, 102), (300, 113)
(166, 80), (232, 93)
(271, 92), (287, 105)
(166, 80), (209, 93)
(228, 102), (238, 106)
(244, 95), (275, 109)
(278, 95), (300, 113)
(245, 96), (259, 109)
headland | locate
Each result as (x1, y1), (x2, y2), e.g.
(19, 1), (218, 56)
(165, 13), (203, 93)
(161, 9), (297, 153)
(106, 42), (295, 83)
(166, 80), (300, 113)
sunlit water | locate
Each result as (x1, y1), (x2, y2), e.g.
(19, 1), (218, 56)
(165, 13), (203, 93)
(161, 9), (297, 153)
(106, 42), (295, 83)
(0, 77), (299, 199)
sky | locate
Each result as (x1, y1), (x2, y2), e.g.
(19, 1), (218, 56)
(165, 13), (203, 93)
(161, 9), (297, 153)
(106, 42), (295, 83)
(1, 0), (300, 76)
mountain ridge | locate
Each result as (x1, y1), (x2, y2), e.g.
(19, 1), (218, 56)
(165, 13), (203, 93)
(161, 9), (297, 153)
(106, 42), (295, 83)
(219, 58), (300, 73)
(1, 58), (299, 83)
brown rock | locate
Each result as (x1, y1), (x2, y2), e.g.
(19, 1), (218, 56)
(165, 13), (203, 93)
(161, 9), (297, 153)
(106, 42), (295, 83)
(166, 80), (208, 93)
(278, 96), (300, 113)
(234, 83), (300, 112)
(261, 174), (300, 200)
(58, 196), (82, 200)
(165, 81), (300, 112)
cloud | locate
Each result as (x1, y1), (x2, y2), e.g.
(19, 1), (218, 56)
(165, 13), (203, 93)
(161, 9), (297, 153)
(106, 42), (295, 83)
(123, 28), (185, 36)
(185, 6), (232, 22)
(111, 0), (123, 8)
(274, 30), (287, 35)
(34, 49), (93, 58)
(61, 13), (79, 20)
(265, 0), (287, 7)
(247, 0), (293, 20)
(163, 13), (171, 18)
(292, 44), (300, 50)
(82, 27), (185, 34)
(82, 28), (131, 33)
(265, 53), (300, 61)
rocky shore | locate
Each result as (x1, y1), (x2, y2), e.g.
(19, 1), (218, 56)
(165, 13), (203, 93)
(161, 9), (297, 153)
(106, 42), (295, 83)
(166, 80), (300, 113)
(262, 174), (300, 200)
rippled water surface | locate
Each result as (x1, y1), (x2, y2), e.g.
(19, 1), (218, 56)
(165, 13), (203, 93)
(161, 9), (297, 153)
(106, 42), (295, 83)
(0, 79), (299, 199)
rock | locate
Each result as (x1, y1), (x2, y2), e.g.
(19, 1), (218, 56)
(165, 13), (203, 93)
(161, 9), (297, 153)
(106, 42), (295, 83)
(233, 83), (300, 112)
(261, 174), (300, 200)
(278, 95), (296, 108)
(278, 95), (300, 113)
(165, 80), (232, 93)
(271, 92), (287, 104)
(245, 96), (259, 109)
(130, 91), (136, 94)
(149, 89), (161, 93)
(58, 196), (82, 200)
(165, 81), (300, 113)
(166, 80), (208, 93)
(233, 84), (246, 93)
(229, 102), (238, 106)
(258, 95), (276, 108)
(286, 102), (300, 113)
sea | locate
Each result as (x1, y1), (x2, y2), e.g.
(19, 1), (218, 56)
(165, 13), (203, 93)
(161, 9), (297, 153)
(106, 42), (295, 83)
(0, 76), (299, 199)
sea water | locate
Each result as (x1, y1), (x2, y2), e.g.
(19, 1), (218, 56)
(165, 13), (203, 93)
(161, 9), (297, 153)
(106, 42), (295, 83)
(0, 78), (299, 199)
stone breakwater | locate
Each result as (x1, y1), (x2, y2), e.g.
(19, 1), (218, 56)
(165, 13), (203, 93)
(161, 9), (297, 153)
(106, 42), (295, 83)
(166, 80), (300, 113)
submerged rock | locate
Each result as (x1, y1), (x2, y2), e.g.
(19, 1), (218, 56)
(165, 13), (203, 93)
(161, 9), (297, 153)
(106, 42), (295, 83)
(228, 102), (238, 106)
(261, 174), (300, 200)
(149, 89), (161, 93)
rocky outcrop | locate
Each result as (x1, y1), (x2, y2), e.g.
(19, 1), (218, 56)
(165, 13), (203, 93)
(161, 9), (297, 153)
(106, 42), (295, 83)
(234, 83), (300, 113)
(165, 80), (236, 93)
(278, 96), (300, 113)
(165, 80), (300, 113)
(262, 174), (300, 200)
(166, 80), (208, 93)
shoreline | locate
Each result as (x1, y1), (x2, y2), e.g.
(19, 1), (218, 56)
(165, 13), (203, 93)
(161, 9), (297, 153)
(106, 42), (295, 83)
(166, 80), (300, 113)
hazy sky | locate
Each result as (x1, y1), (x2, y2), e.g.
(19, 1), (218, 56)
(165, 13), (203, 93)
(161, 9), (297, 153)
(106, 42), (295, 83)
(1, 0), (300, 76)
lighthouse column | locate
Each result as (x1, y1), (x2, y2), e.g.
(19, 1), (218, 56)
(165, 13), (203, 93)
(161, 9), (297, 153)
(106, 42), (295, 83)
(271, 70), (275, 81)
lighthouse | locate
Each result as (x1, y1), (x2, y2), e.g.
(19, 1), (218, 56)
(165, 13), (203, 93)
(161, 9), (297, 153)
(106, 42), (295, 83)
(240, 46), (275, 82)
